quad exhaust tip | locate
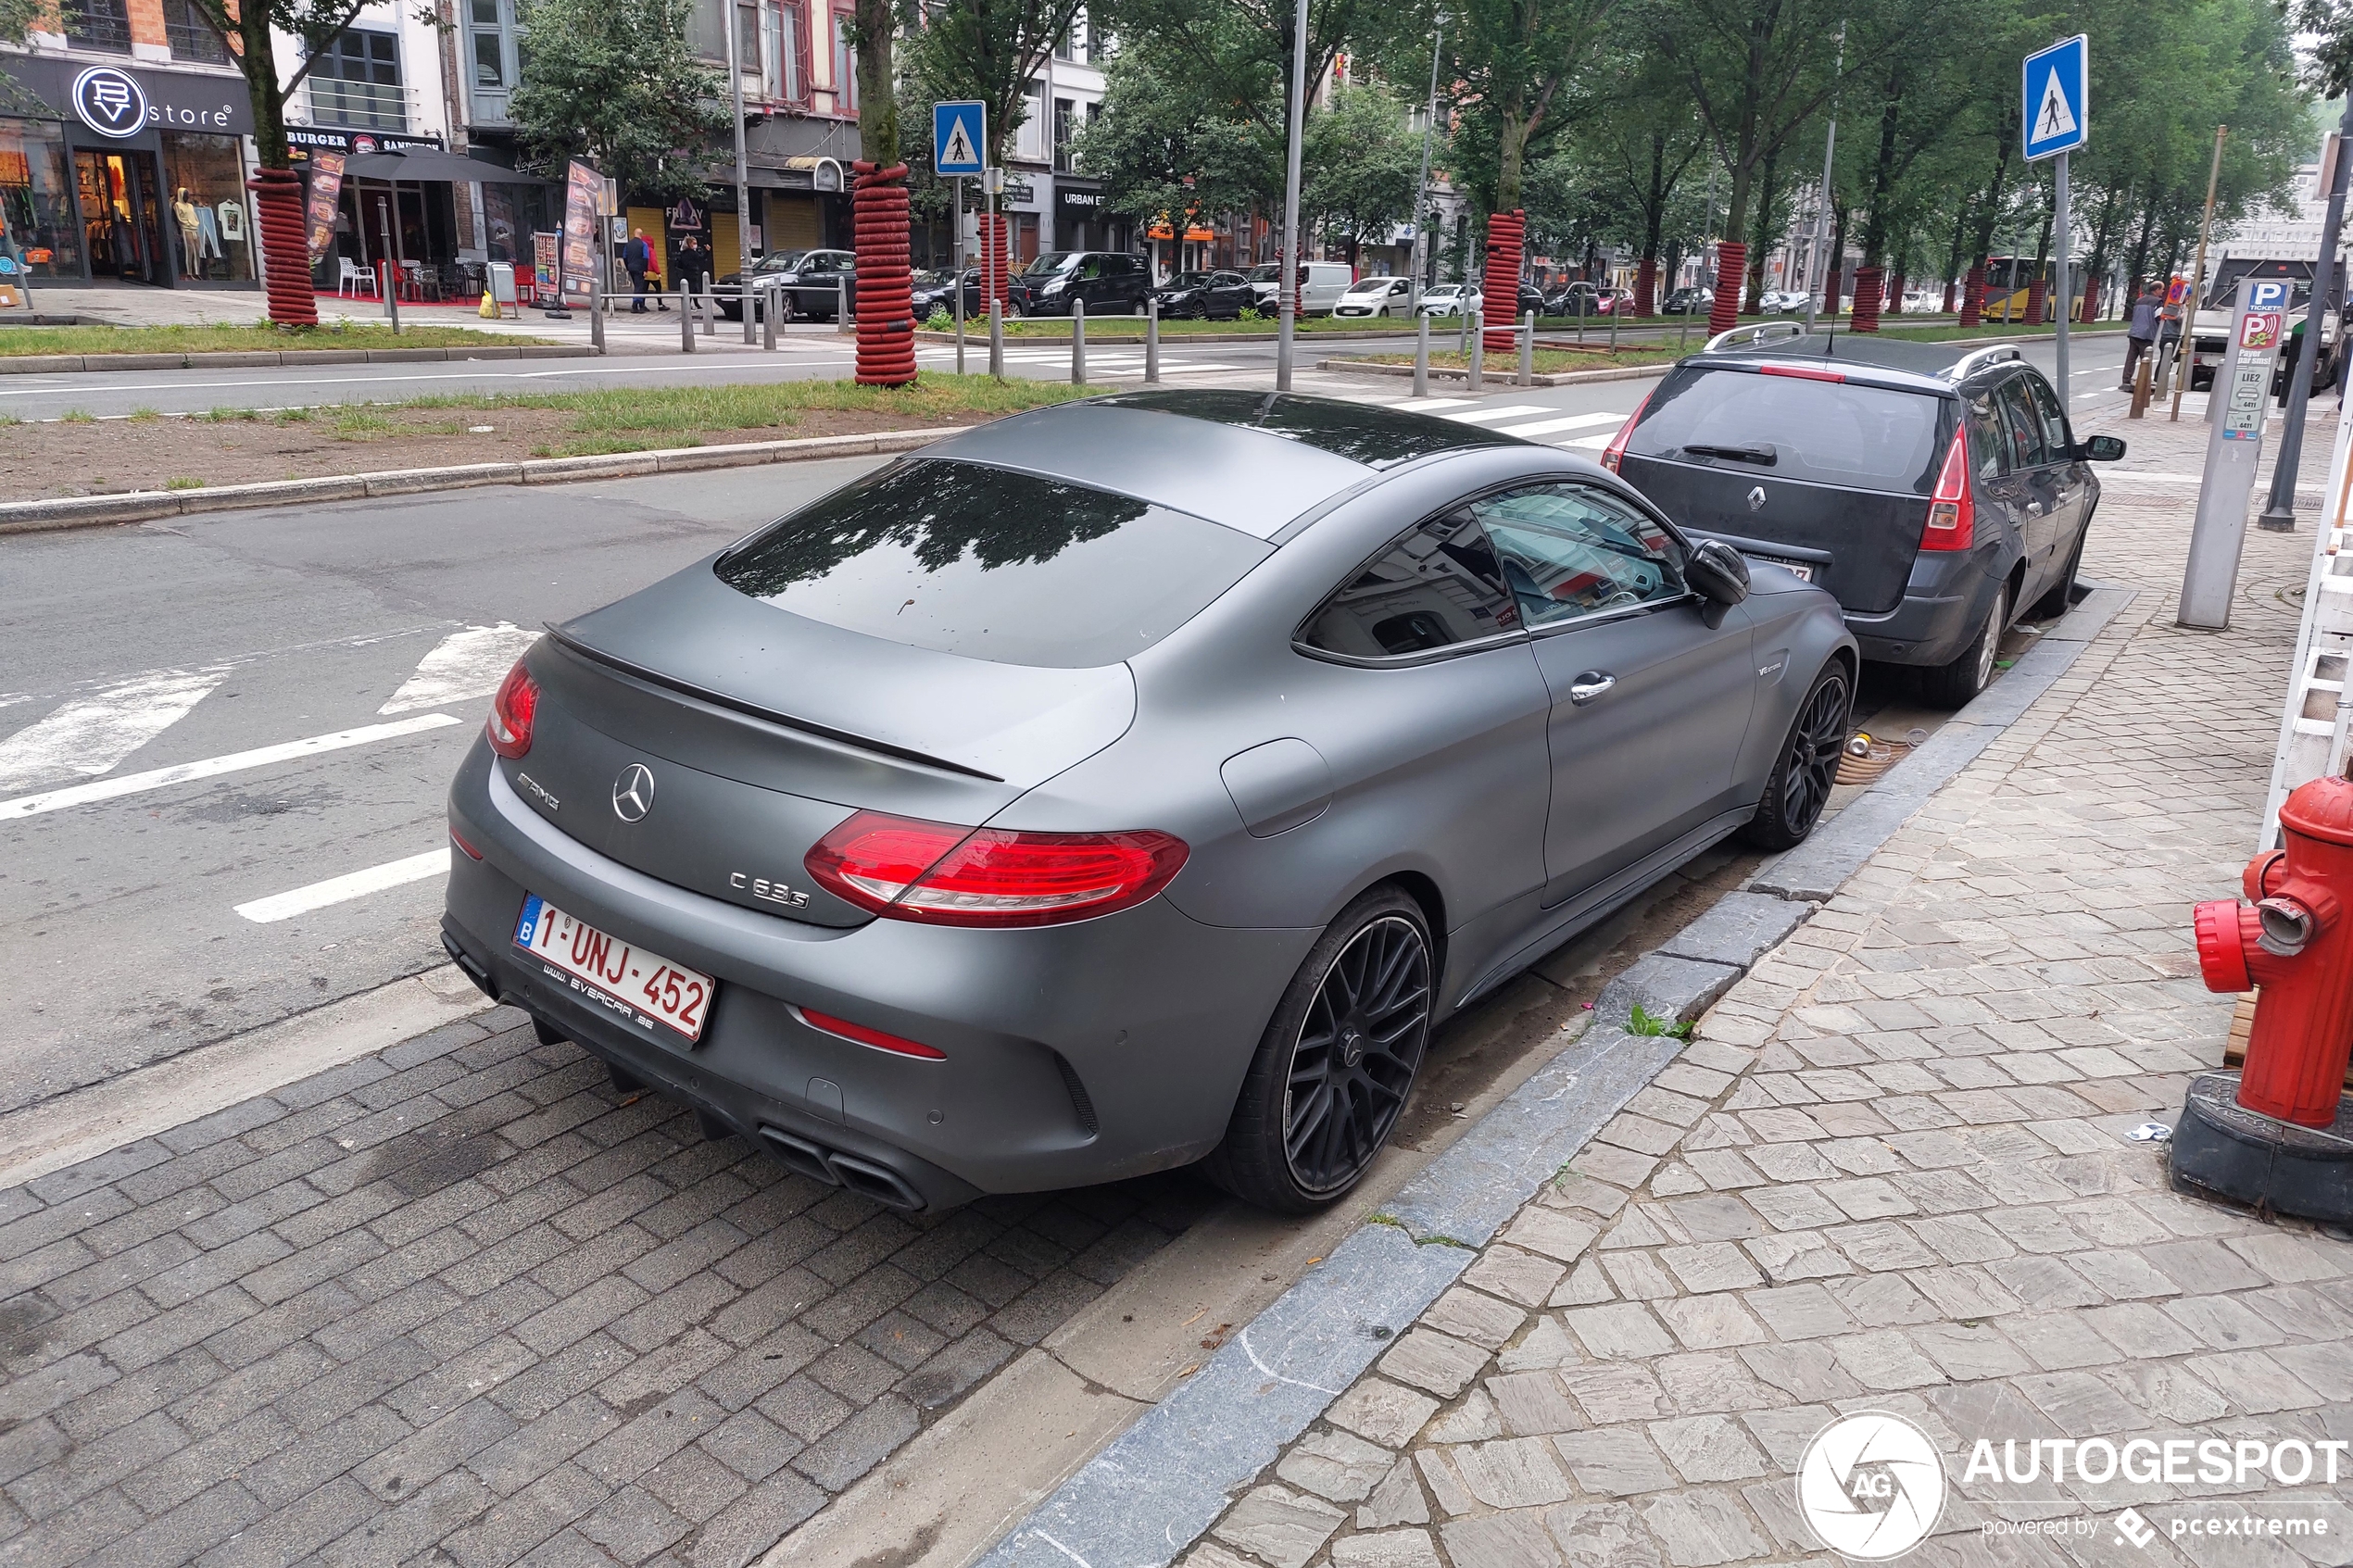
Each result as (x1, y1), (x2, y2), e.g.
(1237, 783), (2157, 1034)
(760, 1126), (927, 1210)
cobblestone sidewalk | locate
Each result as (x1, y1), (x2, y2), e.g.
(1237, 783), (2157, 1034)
(1183, 422), (2353, 1568)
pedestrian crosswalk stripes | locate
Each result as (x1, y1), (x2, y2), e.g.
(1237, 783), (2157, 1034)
(380, 623), (538, 716)
(0, 669), (223, 794)
(235, 847), (451, 923)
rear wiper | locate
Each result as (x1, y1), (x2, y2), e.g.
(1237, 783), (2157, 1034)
(1682, 442), (1778, 466)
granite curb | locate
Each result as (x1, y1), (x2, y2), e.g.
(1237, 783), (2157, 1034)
(0, 426), (965, 534)
(969, 578), (2135, 1568)
(0, 343), (596, 374)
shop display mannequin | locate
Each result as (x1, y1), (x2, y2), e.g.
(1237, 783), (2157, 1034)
(172, 187), (202, 277)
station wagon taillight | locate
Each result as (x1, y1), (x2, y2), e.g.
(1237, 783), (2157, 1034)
(1921, 426), (1975, 551)
(805, 811), (1189, 928)
(1600, 385), (1655, 473)
(486, 659), (539, 759)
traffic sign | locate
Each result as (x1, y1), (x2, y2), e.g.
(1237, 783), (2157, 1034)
(934, 101), (985, 177)
(2023, 34), (2088, 159)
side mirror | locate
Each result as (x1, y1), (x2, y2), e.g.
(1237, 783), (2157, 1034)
(1686, 539), (1751, 626)
(2081, 434), (2126, 462)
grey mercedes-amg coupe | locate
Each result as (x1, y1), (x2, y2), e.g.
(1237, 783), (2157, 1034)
(441, 391), (1856, 1213)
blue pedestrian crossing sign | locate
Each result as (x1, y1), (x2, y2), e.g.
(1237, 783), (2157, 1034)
(2023, 35), (2088, 159)
(935, 101), (986, 177)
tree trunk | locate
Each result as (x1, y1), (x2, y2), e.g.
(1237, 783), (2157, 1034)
(2025, 202), (2052, 325)
(1745, 145), (1780, 312)
(1822, 202), (1847, 318)
(1858, 69), (1901, 275)
(1942, 201), (1969, 315)
(1961, 126), (2017, 326)
(1496, 109), (1530, 216)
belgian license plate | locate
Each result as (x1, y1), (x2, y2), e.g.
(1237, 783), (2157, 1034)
(1746, 554), (1816, 583)
(513, 895), (713, 1043)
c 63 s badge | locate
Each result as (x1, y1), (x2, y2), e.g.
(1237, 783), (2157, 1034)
(731, 872), (812, 909)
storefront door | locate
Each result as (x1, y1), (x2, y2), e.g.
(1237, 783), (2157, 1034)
(76, 147), (168, 283)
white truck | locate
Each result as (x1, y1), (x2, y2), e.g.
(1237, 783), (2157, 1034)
(2184, 255), (2344, 393)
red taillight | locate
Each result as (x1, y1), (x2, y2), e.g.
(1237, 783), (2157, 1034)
(796, 1006), (947, 1060)
(1600, 385), (1656, 474)
(449, 826), (484, 860)
(1761, 364), (1845, 383)
(804, 810), (1189, 928)
(1921, 425), (1975, 551)
(486, 659), (538, 759)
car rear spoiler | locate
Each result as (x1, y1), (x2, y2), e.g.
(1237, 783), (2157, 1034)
(1703, 320), (1806, 353)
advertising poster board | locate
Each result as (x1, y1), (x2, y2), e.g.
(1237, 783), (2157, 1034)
(306, 151), (346, 266)
(560, 160), (600, 302)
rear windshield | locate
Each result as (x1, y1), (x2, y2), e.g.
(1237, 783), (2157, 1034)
(1627, 367), (1948, 495)
(713, 459), (1270, 668)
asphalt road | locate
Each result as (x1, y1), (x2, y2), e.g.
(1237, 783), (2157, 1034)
(0, 332), (2141, 1118)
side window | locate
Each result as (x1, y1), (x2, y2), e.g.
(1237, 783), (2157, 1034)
(1993, 377), (2048, 470)
(1474, 483), (1687, 630)
(2027, 375), (2073, 459)
(1963, 391), (2007, 479)
(1299, 511), (1520, 658)
(1078, 256), (1104, 280)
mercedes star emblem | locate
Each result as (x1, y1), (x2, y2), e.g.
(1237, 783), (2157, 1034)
(1747, 485), (1768, 512)
(612, 763), (655, 822)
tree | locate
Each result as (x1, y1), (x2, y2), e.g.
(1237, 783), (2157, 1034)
(1567, 52), (1708, 312)
(1074, 37), (1280, 232)
(507, 0), (729, 197)
(912, 0), (1088, 169)
(1302, 82), (1423, 256)
(1433, 0), (1617, 214)
(2280, 0), (2353, 96)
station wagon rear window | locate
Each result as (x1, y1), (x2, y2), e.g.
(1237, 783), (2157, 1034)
(1626, 367), (1950, 495)
(714, 459), (1269, 668)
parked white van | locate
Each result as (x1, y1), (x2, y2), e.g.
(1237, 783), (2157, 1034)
(1245, 261), (1356, 315)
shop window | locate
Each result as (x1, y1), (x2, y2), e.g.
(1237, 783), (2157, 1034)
(66, 0), (132, 52)
(308, 30), (407, 132)
(0, 122), (82, 279)
(164, 0), (232, 64)
(832, 6), (856, 110)
(161, 132), (253, 282)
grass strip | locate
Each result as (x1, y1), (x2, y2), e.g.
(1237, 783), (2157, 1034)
(0, 321), (552, 357)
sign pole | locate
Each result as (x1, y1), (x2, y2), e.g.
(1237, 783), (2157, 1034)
(2182, 279), (2288, 629)
(954, 174), (966, 375)
(2259, 114), (2353, 530)
(2053, 149), (2070, 391)
(2171, 127), (2227, 421)
(1275, 0), (1308, 392)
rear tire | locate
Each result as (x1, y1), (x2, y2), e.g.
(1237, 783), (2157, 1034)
(1202, 887), (1434, 1213)
(1740, 662), (1853, 851)
(2029, 529), (2086, 621)
(1920, 582), (2010, 709)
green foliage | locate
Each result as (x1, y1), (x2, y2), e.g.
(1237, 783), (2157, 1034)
(1074, 35), (1283, 225)
(1628, 1003), (1694, 1040)
(507, 0), (730, 198)
(924, 307), (956, 331)
(1302, 83), (1424, 251)
(909, 0), (1087, 169)
(2281, 0), (2353, 96)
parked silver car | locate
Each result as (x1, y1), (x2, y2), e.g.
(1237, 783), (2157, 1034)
(442, 392), (1855, 1213)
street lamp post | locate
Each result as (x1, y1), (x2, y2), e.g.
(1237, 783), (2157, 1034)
(2260, 110), (2353, 530)
(1409, 20), (1442, 312)
(1804, 26), (1844, 335)
(724, 0), (753, 343)
(1275, 0), (1309, 391)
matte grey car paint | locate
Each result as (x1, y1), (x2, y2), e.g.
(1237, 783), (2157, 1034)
(443, 395), (1855, 1209)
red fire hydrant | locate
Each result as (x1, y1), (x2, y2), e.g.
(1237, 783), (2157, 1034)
(2193, 771), (2353, 1125)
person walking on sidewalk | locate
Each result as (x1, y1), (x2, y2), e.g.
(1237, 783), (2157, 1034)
(2121, 286), (2159, 389)
(623, 229), (652, 313)
(675, 234), (711, 308)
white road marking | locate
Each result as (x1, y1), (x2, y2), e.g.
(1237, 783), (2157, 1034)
(236, 848), (450, 923)
(0, 670), (223, 793)
(1555, 433), (1615, 449)
(381, 622), (539, 715)
(1439, 404), (1553, 423)
(1493, 411), (1623, 438)
(0, 713), (461, 822)
(1413, 397), (1477, 409)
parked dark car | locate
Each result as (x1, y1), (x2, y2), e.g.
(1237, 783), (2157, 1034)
(1491, 282), (1548, 321)
(1153, 270), (1257, 320)
(715, 248), (857, 321)
(444, 390), (1855, 1215)
(912, 267), (984, 320)
(1604, 332), (2124, 707)
(1008, 250), (1154, 317)
(1661, 286), (1714, 315)
(1546, 282), (1629, 317)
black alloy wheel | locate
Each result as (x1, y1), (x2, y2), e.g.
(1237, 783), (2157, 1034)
(1205, 887), (1435, 1211)
(1741, 663), (1852, 851)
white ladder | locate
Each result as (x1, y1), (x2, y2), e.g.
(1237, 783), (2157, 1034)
(2261, 410), (2353, 847)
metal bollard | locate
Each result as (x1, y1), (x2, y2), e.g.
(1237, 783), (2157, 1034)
(988, 300), (1004, 380)
(681, 292), (695, 352)
(590, 276), (605, 354)
(1520, 310), (1534, 386)
(1072, 298), (1087, 385)
(837, 276), (849, 331)
(1468, 310), (1484, 393)
(1145, 297), (1160, 383)
(743, 282), (755, 344)
(700, 288), (713, 336)
(1414, 312), (1429, 397)
(956, 284), (967, 376)
(762, 284), (777, 351)
(1608, 298), (1619, 353)
(1459, 308), (1470, 358)
(1677, 313), (1690, 353)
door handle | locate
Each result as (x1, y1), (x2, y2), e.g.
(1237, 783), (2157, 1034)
(1567, 672), (1617, 705)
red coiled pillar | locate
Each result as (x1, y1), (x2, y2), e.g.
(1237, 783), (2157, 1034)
(851, 160), (916, 386)
(980, 212), (1010, 308)
(247, 167), (316, 328)
(1851, 265), (1883, 332)
(2079, 276), (2100, 322)
(1943, 278), (1957, 314)
(1706, 242), (1746, 338)
(1634, 257), (1658, 318)
(2024, 271), (2047, 327)
(1960, 263), (1985, 327)
(1482, 209), (1524, 353)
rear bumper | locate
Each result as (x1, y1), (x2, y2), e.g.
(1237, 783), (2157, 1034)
(1842, 551), (2002, 667)
(443, 742), (1314, 1207)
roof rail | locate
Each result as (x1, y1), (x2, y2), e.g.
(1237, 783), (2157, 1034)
(1702, 320), (1807, 353)
(1945, 343), (2023, 380)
